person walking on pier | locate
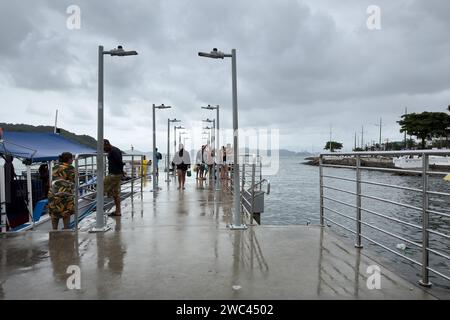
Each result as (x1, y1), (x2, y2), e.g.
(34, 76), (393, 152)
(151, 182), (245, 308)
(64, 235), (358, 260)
(219, 145), (228, 180)
(196, 145), (207, 180)
(48, 152), (75, 230)
(173, 143), (191, 190)
(104, 139), (125, 216)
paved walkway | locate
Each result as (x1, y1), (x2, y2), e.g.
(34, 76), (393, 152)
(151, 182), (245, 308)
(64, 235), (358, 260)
(0, 177), (438, 299)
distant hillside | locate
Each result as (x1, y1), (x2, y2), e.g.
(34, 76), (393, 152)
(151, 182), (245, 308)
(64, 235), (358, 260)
(0, 123), (97, 149)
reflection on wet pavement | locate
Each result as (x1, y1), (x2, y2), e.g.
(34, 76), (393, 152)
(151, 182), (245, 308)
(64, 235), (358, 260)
(0, 178), (439, 299)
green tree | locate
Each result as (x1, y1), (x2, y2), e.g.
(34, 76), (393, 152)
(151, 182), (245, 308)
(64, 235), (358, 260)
(398, 112), (450, 149)
(324, 141), (343, 152)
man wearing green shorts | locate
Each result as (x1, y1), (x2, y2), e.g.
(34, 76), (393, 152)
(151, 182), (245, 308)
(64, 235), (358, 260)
(104, 139), (125, 216)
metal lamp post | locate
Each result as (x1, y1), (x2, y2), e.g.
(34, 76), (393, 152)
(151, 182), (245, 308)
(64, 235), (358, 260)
(202, 131), (210, 144)
(166, 118), (181, 182)
(174, 126), (184, 153)
(93, 45), (138, 233)
(202, 105), (220, 191)
(152, 104), (171, 192)
(179, 131), (188, 148)
(198, 48), (245, 229)
(184, 136), (190, 147)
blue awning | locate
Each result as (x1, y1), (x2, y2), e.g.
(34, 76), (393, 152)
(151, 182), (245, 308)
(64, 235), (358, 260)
(0, 132), (96, 163)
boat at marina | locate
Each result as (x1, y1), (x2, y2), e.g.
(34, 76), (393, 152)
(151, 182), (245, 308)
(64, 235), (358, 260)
(393, 153), (450, 169)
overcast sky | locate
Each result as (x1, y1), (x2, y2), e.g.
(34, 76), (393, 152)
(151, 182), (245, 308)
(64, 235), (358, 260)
(1, 0), (449, 153)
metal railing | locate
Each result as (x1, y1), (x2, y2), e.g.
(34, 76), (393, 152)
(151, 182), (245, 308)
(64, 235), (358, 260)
(72, 153), (146, 230)
(0, 151), (147, 233)
(229, 155), (270, 225)
(319, 150), (450, 287)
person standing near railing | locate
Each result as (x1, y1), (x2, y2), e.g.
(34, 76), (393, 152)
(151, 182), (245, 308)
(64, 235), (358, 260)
(103, 139), (125, 216)
(48, 152), (75, 230)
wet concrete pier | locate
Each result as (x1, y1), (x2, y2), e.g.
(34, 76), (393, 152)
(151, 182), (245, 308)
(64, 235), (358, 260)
(0, 178), (439, 299)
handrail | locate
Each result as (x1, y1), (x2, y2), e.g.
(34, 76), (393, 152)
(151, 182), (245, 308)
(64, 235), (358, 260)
(321, 150), (450, 156)
(72, 153), (145, 231)
(319, 150), (450, 288)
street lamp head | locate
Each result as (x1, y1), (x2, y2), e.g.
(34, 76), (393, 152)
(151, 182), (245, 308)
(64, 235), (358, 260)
(198, 48), (225, 59)
(155, 104), (172, 109)
(202, 118), (213, 123)
(169, 118), (181, 122)
(107, 45), (138, 56)
(201, 104), (218, 110)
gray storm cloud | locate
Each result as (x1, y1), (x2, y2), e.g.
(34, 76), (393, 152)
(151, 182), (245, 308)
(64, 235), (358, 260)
(1, 0), (449, 152)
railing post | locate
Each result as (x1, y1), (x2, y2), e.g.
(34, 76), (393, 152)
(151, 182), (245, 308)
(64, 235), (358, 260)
(131, 155), (135, 198)
(419, 153), (432, 287)
(84, 157), (88, 184)
(91, 156), (94, 186)
(74, 157), (79, 231)
(259, 159), (262, 191)
(241, 164), (246, 216)
(251, 163), (256, 224)
(319, 155), (324, 227)
(104, 155), (107, 177)
(26, 165), (34, 227)
(355, 155), (363, 248)
(0, 164), (6, 233)
(140, 155), (144, 200)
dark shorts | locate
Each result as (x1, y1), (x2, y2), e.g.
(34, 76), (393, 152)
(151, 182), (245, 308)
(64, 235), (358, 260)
(177, 163), (188, 172)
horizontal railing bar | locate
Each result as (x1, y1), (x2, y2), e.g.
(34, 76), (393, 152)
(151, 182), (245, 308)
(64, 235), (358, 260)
(323, 206), (356, 222)
(322, 175), (357, 183)
(242, 197), (252, 206)
(323, 185), (357, 195)
(426, 171), (450, 176)
(360, 207), (422, 230)
(323, 196), (357, 209)
(427, 228), (450, 240)
(360, 179), (422, 193)
(361, 166), (422, 175)
(360, 220), (422, 249)
(360, 234), (422, 266)
(427, 208), (450, 219)
(360, 194), (423, 212)
(426, 247), (450, 261)
(78, 202), (96, 211)
(323, 216), (356, 234)
(426, 267), (450, 282)
(427, 190), (450, 197)
(321, 164), (356, 170)
(321, 150), (450, 156)
(321, 162), (423, 175)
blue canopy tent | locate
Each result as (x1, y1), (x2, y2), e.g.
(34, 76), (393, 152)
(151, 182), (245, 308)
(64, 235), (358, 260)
(0, 131), (95, 162)
(0, 131), (96, 231)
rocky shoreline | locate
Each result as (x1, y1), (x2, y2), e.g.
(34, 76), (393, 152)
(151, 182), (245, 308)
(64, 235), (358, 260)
(302, 157), (449, 176)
